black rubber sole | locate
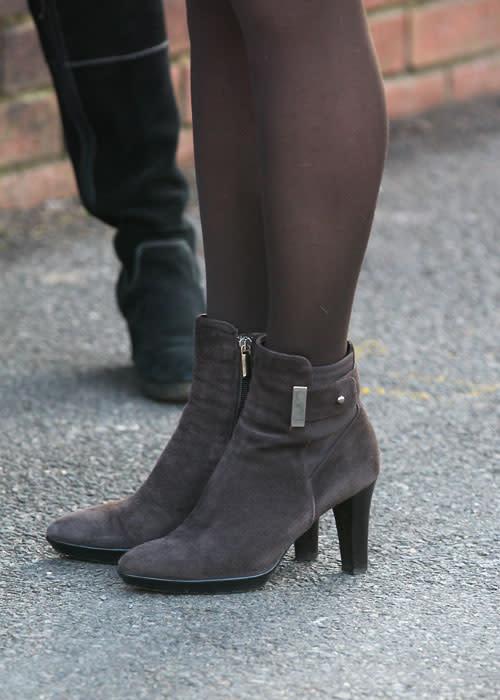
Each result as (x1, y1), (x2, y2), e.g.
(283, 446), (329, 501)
(119, 561), (280, 594)
(139, 379), (192, 403)
(46, 536), (128, 564)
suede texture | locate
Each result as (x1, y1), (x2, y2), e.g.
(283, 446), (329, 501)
(28, 0), (193, 268)
(116, 240), (205, 387)
(118, 340), (380, 582)
(47, 316), (243, 550)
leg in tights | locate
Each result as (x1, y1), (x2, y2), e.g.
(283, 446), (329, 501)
(188, 0), (388, 364)
(186, 0), (268, 332)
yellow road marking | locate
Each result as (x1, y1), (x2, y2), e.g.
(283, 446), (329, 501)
(355, 339), (498, 400)
(361, 385), (499, 401)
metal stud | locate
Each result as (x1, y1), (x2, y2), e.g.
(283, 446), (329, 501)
(336, 395), (345, 405)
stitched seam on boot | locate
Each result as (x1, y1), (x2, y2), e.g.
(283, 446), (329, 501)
(309, 405), (361, 480)
(65, 39), (169, 68)
(130, 239), (193, 287)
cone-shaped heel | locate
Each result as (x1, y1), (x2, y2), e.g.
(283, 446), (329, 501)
(294, 520), (319, 561)
(333, 482), (376, 574)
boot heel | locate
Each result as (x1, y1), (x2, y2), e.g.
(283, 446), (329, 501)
(294, 520), (319, 561)
(333, 482), (375, 574)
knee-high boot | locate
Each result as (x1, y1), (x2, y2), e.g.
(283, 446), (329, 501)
(28, 0), (205, 399)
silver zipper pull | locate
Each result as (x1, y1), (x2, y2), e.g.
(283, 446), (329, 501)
(238, 336), (252, 378)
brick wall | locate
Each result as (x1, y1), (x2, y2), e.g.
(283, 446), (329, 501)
(1, 0), (500, 209)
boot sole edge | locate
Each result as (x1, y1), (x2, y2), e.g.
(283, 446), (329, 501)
(139, 380), (191, 402)
(46, 536), (128, 564)
(119, 562), (280, 594)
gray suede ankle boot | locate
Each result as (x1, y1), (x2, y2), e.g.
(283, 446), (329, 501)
(46, 316), (257, 563)
(118, 339), (380, 592)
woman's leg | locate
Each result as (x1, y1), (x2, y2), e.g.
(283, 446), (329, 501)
(186, 0), (268, 332)
(227, 0), (387, 363)
(117, 0), (387, 591)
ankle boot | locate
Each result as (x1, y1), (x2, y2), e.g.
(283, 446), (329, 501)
(118, 340), (380, 592)
(46, 316), (257, 563)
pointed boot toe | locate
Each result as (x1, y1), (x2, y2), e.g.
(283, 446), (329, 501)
(117, 539), (176, 587)
(117, 536), (197, 590)
(46, 501), (130, 563)
(117, 533), (269, 593)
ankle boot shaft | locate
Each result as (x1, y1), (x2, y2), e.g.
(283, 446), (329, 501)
(245, 340), (380, 515)
(244, 340), (358, 434)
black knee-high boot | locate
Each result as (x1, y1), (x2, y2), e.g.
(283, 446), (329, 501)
(28, 0), (205, 400)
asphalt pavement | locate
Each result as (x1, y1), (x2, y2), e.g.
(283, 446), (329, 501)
(0, 97), (499, 699)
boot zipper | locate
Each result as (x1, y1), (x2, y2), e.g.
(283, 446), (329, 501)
(235, 335), (254, 423)
(239, 336), (252, 379)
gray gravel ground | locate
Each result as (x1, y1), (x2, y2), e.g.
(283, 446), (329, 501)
(1, 98), (499, 699)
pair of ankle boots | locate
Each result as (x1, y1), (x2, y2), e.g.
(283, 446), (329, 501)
(47, 315), (380, 592)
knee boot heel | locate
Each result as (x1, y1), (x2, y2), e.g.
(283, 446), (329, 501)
(294, 520), (319, 561)
(333, 482), (376, 575)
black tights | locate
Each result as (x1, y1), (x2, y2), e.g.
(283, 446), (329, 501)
(187, 0), (388, 364)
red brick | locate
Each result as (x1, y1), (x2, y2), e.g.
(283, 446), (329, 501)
(183, 62), (192, 125)
(163, 0), (190, 56)
(1, 21), (50, 94)
(176, 127), (194, 169)
(451, 53), (500, 99)
(0, 160), (77, 210)
(0, 93), (62, 168)
(170, 61), (182, 106)
(0, 0), (27, 17)
(369, 10), (408, 75)
(385, 70), (448, 118)
(411, 0), (500, 68)
(364, 0), (403, 10)
(170, 59), (192, 125)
